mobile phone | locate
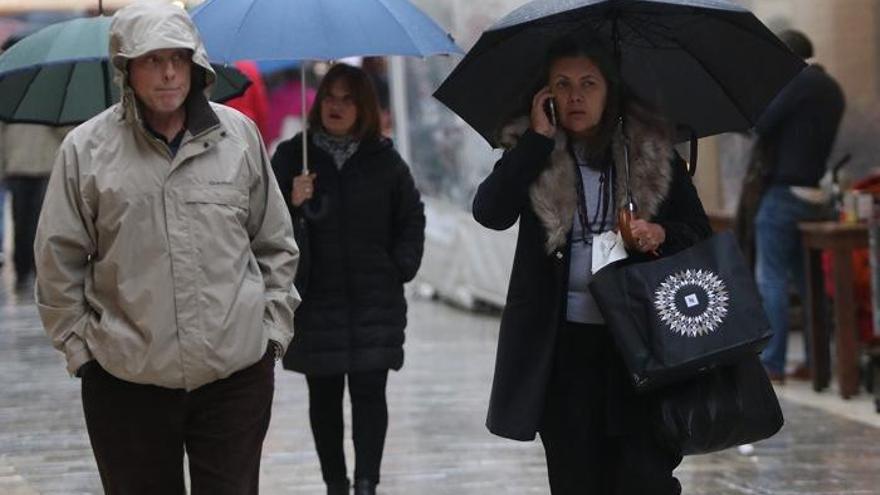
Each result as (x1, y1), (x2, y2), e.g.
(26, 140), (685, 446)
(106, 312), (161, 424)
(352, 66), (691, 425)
(543, 97), (557, 126)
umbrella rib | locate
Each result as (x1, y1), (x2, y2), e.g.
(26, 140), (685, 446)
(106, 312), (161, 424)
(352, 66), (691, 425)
(230, 0), (262, 63)
(618, 13), (753, 127)
(7, 69), (40, 122)
(58, 62), (76, 124)
(373, 0), (425, 56)
(617, 15), (671, 49)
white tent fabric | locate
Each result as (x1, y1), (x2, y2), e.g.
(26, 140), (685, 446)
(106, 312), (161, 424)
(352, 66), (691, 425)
(416, 197), (516, 309)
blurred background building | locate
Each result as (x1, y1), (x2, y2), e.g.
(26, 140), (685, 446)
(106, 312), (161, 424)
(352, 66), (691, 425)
(2, 0), (878, 209)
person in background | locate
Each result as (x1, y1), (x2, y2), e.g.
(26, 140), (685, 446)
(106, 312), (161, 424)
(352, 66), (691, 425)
(754, 29), (845, 383)
(225, 60), (270, 138)
(33, 2), (298, 493)
(0, 122), (70, 289)
(272, 63), (425, 495)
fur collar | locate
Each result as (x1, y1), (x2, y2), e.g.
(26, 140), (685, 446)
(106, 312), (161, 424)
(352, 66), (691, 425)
(499, 107), (674, 253)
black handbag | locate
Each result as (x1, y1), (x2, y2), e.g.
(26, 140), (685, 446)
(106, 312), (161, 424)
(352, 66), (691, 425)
(655, 353), (784, 455)
(589, 231), (772, 391)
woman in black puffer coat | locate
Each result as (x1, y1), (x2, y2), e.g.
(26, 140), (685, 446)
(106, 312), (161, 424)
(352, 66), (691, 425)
(271, 63), (425, 495)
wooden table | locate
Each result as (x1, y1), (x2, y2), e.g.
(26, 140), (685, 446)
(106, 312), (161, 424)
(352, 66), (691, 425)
(799, 221), (869, 399)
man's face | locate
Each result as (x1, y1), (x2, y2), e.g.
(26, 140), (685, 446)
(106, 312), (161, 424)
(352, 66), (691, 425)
(129, 48), (192, 117)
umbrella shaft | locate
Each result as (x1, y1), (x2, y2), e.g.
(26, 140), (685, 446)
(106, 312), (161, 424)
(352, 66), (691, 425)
(619, 117), (634, 209)
(302, 66), (309, 175)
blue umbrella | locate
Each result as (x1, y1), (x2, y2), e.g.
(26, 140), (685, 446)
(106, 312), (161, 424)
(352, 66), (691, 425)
(256, 59), (301, 76)
(191, 0), (462, 173)
(190, 0), (461, 64)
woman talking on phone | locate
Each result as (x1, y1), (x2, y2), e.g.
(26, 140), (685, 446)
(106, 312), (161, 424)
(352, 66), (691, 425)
(472, 35), (711, 494)
(271, 63), (425, 495)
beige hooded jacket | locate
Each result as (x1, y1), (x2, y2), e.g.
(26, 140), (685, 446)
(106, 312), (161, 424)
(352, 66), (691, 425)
(34, 1), (299, 390)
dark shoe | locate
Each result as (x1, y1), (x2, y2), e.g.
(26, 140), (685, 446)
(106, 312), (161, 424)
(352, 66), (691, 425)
(354, 479), (377, 495)
(327, 479), (350, 495)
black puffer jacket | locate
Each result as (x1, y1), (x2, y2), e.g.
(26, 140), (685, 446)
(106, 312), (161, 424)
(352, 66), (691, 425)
(271, 133), (425, 375)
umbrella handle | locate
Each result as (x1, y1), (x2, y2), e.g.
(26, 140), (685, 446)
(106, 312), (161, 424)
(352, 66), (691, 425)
(617, 115), (640, 252)
(618, 207), (638, 251)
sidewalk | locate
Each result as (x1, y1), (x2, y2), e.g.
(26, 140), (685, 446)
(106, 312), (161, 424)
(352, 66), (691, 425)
(1, 275), (878, 493)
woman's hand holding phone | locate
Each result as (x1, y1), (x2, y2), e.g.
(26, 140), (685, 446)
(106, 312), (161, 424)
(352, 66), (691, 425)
(531, 86), (557, 138)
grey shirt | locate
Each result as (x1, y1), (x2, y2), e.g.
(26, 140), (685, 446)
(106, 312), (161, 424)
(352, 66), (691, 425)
(566, 161), (614, 324)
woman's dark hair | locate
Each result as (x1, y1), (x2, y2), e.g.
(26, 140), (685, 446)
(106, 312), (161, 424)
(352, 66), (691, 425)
(542, 35), (623, 153)
(307, 63), (382, 141)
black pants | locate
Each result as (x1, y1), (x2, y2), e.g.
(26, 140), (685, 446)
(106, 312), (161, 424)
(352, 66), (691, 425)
(6, 176), (48, 281)
(539, 322), (682, 495)
(306, 370), (389, 485)
(80, 351), (275, 495)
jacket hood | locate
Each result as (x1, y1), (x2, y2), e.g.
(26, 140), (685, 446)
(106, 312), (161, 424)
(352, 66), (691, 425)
(109, 0), (216, 116)
(499, 104), (674, 253)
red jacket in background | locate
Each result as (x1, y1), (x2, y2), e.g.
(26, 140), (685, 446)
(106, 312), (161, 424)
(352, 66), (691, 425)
(225, 61), (270, 139)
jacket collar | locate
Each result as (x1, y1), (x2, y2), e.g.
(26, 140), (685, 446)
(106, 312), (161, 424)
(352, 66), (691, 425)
(116, 90), (222, 160)
(499, 106), (674, 253)
(299, 132), (393, 162)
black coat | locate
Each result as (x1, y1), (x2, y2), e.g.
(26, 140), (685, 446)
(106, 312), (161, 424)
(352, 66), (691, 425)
(474, 115), (712, 441)
(271, 133), (425, 375)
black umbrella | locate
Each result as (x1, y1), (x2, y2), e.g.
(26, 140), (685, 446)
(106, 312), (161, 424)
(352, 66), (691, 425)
(434, 0), (805, 147)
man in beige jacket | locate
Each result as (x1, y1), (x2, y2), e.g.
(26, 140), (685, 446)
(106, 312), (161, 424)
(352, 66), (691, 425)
(33, 2), (299, 493)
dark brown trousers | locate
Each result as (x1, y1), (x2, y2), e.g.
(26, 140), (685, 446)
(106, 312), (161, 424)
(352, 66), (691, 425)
(80, 350), (275, 495)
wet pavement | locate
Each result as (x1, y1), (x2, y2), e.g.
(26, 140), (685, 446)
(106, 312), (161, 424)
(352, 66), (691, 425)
(1, 277), (879, 494)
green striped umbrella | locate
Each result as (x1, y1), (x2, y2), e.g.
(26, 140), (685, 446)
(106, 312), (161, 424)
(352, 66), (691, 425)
(0, 16), (249, 126)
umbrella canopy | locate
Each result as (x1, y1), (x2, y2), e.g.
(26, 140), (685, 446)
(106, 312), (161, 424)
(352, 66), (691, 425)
(434, 0), (806, 147)
(257, 59), (301, 76)
(0, 16), (250, 126)
(191, 0), (462, 175)
(190, 0), (462, 64)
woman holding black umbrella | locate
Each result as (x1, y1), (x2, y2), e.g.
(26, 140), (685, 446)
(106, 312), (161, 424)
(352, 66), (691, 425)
(271, 63), (425, 495)
(472, 35), (711, 494)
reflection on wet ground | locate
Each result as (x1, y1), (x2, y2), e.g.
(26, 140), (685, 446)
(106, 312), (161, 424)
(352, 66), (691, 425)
(1, 280), (878, 494)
